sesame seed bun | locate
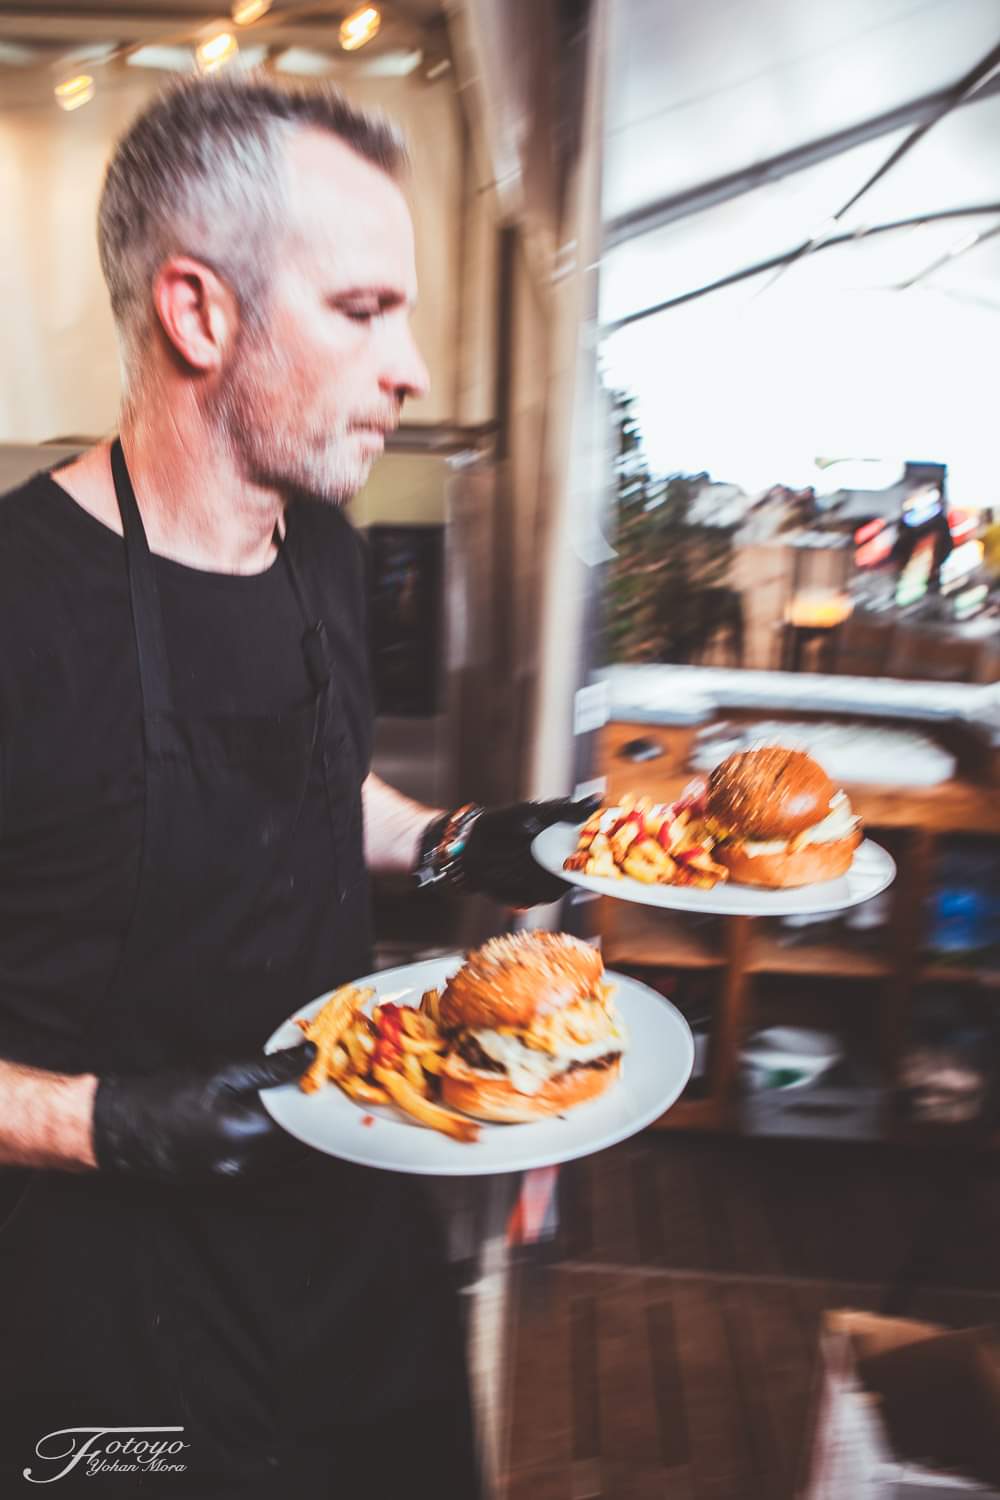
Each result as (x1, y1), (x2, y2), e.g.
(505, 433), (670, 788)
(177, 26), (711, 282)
(714, 829), (861, 887)
(439, 930), (605, 1033)
(707, 747), (836, 839)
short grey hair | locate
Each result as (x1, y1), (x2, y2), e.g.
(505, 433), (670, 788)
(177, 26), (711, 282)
(97, 73), (407, 358)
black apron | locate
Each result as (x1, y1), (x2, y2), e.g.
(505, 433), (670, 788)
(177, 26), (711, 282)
(0, 442), (479, 1497)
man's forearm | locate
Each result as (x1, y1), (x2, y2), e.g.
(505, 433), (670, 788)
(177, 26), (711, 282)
(0, 1060), (98, 1170)
(362, 773), (442, 875)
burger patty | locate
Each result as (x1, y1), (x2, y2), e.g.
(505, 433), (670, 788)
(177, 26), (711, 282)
(454, 1034), (619, 1075)
(455, 1035), (505, 1073)
(564, 1052), (619, 1075)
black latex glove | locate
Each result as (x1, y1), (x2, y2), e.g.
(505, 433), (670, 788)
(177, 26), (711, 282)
(92, 1042), (317, 1183)
(456, 794), (602, 907)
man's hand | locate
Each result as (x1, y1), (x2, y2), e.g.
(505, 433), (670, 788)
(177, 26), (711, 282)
(450, 795), (601, 908)
(91, 1044), (316, 1182)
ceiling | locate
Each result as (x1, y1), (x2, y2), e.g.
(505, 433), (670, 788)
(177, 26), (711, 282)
(0, 2), (445, 72)
(599, 0), (1000, 327)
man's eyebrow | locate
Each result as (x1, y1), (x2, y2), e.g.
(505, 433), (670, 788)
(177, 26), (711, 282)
(330, 285), (414, 308)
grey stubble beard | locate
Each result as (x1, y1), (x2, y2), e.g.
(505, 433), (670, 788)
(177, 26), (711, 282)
(206, 334), (371, 509)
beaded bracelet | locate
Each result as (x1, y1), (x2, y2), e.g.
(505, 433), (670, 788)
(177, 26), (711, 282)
(413, 802), (484, 889)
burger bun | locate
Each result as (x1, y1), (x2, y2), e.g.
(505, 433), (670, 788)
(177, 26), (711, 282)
(440, 1057), (622, 1123)
(708, 747), (836, 839)
(715, 830), (861, 888)
(440, 930), (604, 1033)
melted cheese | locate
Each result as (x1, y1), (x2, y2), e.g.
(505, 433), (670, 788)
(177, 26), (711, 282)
(744, 792), (859, 856)
(523, 997), (618, 1054)
(472, 1026), (627, 1096)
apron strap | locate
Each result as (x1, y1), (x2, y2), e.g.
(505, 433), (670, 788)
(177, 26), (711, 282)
(278, 510), (363, 820)
(277, 517), (333, 695)
(110, 437), (172, 715)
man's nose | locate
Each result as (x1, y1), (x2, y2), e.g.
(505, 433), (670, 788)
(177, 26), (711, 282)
(380, 325), (430, 405)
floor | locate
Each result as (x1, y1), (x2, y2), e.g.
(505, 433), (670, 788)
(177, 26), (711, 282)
(499, 1132), (1000, 1500)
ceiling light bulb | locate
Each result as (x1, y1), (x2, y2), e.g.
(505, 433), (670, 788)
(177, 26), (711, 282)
(54, 73), (95, 110)
(340, 6), (381, 51)
(231, 0), (272, 24)
(196, 30), (238, 72)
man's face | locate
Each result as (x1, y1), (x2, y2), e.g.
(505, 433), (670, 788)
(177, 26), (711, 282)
(214, 127), (429, 505)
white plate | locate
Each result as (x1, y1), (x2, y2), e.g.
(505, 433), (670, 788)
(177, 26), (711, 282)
(533, 824), (896, 918)
(261, 956), (693, 1177)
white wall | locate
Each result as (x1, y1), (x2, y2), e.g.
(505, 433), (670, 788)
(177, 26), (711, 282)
(0, 63), (480, 443)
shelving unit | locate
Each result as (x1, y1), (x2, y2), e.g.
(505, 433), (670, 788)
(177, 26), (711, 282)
(602, 903), (724, 970)
(746, 929), (891, 979)
(593, 716), (1000, 1143)
(918, 962), (1000, 986)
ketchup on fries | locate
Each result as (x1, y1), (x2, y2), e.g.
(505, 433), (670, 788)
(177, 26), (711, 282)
(563, 781), (729, 889)
(294, 983), (480, 1143)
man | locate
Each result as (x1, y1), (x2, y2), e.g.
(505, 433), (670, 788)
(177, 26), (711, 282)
(0, 76), (587, 1496)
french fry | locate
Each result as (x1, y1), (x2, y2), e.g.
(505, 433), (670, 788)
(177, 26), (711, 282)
(636, 837), (672, 868)
(399, 1008), (431, 1040)
(419, 988), (441, 1024)
(342, 1025), (371, 1074)
(564, 794), (726, 890)
(583, 847), (619, 879)
(610, 821), (643, 860)
(374, 1065), (480, 1143)
(297, 984), (365, 1092)
(398, 1010), (442, 1052)
(296, 985), (485, 1140)
(643, 806), (668, 840)
(340, 1074), (390, 1106)
(623, 838), (675, 882)
(399, 1034), (444, 1057)
(402, 1051), (426, 1093)
(664, 810), (691, 854)
(329, 1042), (350, 1077)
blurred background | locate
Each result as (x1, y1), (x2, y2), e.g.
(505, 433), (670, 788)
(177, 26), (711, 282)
(2, 3), (1000, 1497)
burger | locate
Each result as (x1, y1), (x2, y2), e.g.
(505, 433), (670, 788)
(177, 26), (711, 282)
(437, 931), (626, 1123)
(705, 746), (862, 888)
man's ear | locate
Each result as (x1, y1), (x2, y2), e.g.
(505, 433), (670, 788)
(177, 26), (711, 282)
(152, 256), (238, 373)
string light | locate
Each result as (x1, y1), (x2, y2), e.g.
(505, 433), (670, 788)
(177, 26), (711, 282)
(231, 0), (272, 24)
(50, 0), (398, 114)
(54, 74), (95, 111)
(340, 6), (381, 51)
(196, 30), (238, 73)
